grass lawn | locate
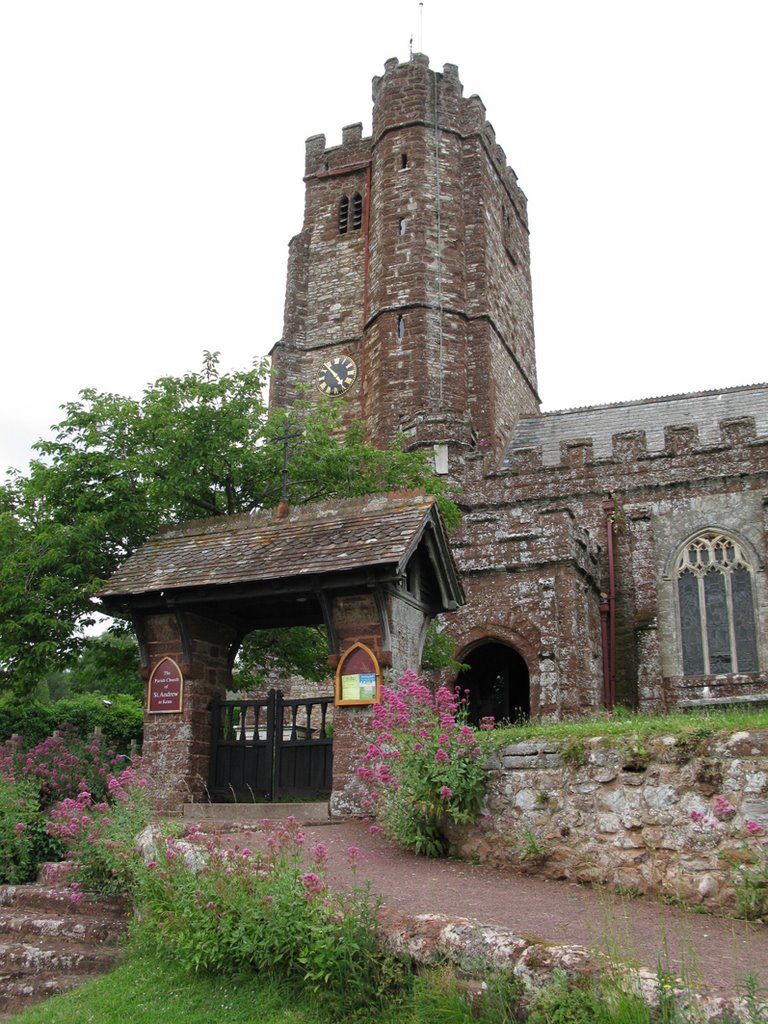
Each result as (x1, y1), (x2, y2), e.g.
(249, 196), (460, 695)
(5, 941), (507, 1024)
(492, 704), (768, 745)
(9, 948), (353, 1024)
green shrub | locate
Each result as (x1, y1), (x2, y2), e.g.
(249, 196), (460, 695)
(357, 670), (493, 857)
(0, 693), (142, 753)
(47, 694), (143, 752)
(527, 970), (611, 1024)
(0, 774), (63, 883)
(0, 697), (54, 748)
(46, 764), (151, 897)
(135, 817), (407, 1017)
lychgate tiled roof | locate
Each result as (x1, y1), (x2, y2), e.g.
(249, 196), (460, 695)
(99, 491), (461, 602)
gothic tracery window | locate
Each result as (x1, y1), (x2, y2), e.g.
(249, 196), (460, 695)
(676, 532), (759, 676)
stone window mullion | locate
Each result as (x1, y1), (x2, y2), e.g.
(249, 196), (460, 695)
(676, 532), (759, 678)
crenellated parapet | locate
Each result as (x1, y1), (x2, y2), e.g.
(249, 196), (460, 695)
(498, 385), (768, 478)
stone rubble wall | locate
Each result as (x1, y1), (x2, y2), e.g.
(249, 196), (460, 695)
(378, 911), (744, 1024)
(445, 729), (768, 913)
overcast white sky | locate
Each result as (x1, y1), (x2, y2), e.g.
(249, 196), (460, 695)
(1, 0), (766, 475)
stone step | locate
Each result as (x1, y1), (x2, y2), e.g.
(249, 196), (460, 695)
(0, 970), (108, 1019)
(0, 882), (129, 1019)
(0, 884), (127, 918)
(0, 910), (125, 944)
(0, 937), (122, 977)
(183, 800), (331, 826)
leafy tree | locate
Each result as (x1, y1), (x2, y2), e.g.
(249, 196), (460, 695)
(1, 353), (456, 694)
(34, 631), (142, 703)
(421, 619), (468, 676)
(234, 626), (331, 690)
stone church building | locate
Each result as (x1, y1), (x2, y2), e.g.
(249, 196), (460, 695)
(269, 54), (768, 722)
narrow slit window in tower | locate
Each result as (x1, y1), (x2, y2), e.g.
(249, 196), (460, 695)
(338, 195), (349, 234)
(400, 153), (409, 169)
(397, 315), (405, 339)
(399, 217), (407, 236)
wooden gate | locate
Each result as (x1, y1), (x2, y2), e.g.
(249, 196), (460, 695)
(208, 690), (333, 801)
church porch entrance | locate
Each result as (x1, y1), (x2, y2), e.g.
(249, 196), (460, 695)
(458, 641), (530, 726)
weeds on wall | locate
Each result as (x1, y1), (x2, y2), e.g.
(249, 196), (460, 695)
(690, 797), (768, 922)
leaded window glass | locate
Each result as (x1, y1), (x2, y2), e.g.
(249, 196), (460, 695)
(676, 532), (759, 676)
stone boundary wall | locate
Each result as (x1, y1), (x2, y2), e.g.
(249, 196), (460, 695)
(446, 730), (768, 914)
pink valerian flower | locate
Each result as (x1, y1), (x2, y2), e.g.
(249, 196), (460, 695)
(439, 786), (453, 801)
(347, 846), (362, 867)
(713, 795), (737, 820)
(301, 871), (325, 901)
(745, 819), (764, 836)
(479, 716), (496, 731)
(311, 842), (328, 865)
(14, 821), (26, 834)
(689, 809), (707, 824)
(435, 748), (450, 765)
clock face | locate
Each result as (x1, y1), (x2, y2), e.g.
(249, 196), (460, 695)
(316, 355), (358, 397)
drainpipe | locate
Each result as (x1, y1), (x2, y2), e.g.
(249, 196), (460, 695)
(601, 498), (617, 709)
(599, 597), (610, 706)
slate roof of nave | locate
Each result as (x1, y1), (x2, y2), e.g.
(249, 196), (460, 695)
(501, 384), (768, 469)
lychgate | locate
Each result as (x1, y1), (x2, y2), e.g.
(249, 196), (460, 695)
(98, 491), (463, 815)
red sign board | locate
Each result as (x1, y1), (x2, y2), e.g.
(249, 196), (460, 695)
(148, 657), (184, 714)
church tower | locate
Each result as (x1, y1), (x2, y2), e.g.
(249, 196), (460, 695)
(270, 55), (540, 472)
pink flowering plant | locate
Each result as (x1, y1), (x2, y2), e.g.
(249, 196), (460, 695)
(135, 816), (403, 1016)
(0, 773), (63, 883)
(357, 669), (493, 857)
(0, 726), (128, 884)
(46, 764), (151, 897)
(689, 796), (767, 920)
(0, 726), (126, 809)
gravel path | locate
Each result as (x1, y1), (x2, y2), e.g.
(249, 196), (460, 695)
(214, 817), (768, 1001)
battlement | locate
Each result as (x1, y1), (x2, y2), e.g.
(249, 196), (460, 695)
(304, 56), (524, 204)
(499, 385), (768, 472)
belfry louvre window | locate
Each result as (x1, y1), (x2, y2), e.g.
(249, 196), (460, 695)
(338, 195), (350, 234)
(338, 194), (363, 234)
(352, 192), (363, 230)
(676, 532), (759, 676)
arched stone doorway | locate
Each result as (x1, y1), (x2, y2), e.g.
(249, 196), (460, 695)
(458, 641), (530, 726)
